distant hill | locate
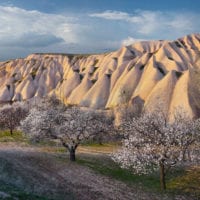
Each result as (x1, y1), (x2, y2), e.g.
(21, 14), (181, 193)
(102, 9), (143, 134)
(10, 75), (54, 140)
(0, 33), (200, 117)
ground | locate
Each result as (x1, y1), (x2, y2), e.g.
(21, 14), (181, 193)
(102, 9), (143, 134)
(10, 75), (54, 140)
(0, 143), (198, 200)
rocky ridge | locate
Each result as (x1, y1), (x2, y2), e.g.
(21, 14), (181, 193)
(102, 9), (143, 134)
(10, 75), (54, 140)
(0, 33), (200, 117)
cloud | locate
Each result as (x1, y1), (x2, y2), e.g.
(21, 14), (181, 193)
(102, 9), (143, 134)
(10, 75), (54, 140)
(121, 37), (145, 46)
(89, 10), (200, 37)
(89, 10), (129, 20)
(1, 32), (64, 47)
(0, 6), (128, 60)
(0, 6), (79, 47)
(0, 6), (200, 61)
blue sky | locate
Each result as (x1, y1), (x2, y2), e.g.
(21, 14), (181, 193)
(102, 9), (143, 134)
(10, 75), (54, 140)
(0, 0), (200, 60)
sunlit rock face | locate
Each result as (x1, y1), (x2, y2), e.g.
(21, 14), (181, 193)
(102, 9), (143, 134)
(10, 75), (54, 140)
(0, 34), (200, 117)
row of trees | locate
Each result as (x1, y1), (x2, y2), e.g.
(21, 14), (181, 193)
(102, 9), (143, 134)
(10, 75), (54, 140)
(0, 98), (114, 161)
(0, 97), (199, 190)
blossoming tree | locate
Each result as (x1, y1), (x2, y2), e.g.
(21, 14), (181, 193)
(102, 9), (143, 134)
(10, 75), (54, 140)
(0, 102), (29, 135)
(21, 97), (113, 161)
(112, 110), (200, 190)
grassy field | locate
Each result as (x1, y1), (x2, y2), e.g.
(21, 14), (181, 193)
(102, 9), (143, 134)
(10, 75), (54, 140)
(36, 142), (200, 199)
(0, 130), (199, 200)
(76, 153), (200, 198)
(0, 130), (26, 143)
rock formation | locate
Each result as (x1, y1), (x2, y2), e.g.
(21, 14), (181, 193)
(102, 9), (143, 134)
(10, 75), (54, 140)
(0, 33), (200, 117)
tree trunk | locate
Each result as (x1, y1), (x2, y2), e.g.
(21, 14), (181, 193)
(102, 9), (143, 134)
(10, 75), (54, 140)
(10, 129), (13, 135)
(182, 148), (186, 161)
(69, 147), (76, 161)
(159, 161), (166, 190)
(97, 135), (103, 145)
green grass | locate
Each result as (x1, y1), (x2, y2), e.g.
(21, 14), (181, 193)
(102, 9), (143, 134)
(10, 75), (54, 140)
(81, 141), (119, 147)
(81, 139), (121, 146)
(0, 130), (27, 143)
(78, 142), (120, 154)
(167, 166), (200, 197)
(77, 155), (160, 190)
(76, 154), (200, 198)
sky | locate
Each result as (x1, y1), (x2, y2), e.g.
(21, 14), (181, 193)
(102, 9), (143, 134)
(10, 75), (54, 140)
(0, 0), (200, 61)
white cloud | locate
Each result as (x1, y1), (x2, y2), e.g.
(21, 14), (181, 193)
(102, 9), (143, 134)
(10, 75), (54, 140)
(89, 10), (129, 20)
(0, 6), (79, 46)
(0, 6), (200, 61)
(121, 37), (145, 46)
(0, 6), (129, 60)
(89, 10), (200, 37)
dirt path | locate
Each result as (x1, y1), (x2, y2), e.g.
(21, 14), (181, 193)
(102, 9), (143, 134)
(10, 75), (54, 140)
(0, 145), (193, 200)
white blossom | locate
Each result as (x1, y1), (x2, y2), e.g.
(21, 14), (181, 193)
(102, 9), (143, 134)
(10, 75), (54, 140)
(112, 108), (200, 181)
(21, 97), (113, 161)
(0, 101), (28, 134)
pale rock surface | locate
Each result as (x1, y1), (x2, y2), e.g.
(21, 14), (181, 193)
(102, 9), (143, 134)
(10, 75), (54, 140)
(80, 74), (110, 109)
(169, 71), (194, 119)
(0, 34), (200, 117)
(67, 76), (93, 105)
(144, 70), (179, 115)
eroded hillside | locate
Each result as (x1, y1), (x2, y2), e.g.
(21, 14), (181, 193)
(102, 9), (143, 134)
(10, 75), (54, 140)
(0, 33), (200, 117)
